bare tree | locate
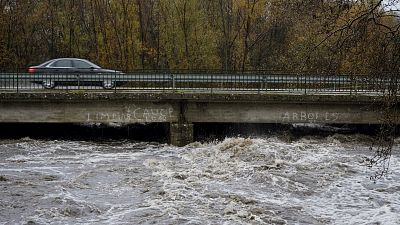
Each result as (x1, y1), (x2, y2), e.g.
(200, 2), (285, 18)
(315, 0), (400, 181)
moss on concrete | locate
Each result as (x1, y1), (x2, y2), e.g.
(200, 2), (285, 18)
(0, 92), (381, 104)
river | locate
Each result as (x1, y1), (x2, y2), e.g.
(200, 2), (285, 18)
(0, 133), (399, 224)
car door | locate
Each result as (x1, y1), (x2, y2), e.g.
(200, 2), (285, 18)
(72, 60), (96, 73)
(72, 59), (100, 84)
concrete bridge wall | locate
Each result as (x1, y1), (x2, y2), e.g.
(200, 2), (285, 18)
(0, 93), (392, 146)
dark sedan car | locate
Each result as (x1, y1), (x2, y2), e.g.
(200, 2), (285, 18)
(28, 58), (122, 89)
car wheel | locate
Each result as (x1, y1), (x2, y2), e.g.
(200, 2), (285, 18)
(43, 80), (56, 89)
(102, 80), (115, 89)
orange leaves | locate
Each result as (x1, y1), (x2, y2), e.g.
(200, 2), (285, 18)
(0, 0), (398, 73)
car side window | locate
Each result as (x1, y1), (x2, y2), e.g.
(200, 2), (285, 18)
(73, 60), (92, 69)
(50, 60), (72, 67)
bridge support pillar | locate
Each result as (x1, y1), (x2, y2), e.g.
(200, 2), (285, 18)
(170, 123), (194, 147)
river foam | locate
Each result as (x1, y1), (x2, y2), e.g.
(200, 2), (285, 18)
(0, 136), (399, 224)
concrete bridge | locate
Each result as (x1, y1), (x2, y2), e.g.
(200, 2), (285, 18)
(0, 92), (395, 146)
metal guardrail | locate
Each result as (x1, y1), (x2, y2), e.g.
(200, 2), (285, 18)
(0, 71), (399, 95)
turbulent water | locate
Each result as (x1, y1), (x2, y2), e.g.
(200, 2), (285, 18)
(0, 134), (399, 225)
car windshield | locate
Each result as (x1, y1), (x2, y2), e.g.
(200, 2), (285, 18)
(37, 60), (55, 67)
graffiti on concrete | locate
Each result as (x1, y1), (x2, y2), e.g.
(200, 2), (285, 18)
(86, 105), (174, 123)
(281, 111), (340, 123)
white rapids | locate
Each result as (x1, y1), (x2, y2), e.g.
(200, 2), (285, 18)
(0, 135), (399, 225)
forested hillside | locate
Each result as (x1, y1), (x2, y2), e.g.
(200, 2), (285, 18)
(0, 0), (399, 73)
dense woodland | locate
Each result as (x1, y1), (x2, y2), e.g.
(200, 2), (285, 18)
(0, 0), (399, 74)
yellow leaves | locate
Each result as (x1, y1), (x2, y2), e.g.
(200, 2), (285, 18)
(233, 0), (268, 20)
(1, 0), (398, 73)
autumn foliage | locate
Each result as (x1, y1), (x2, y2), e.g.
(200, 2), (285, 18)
(0, 0), (399, 74)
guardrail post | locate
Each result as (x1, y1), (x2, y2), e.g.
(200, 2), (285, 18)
(162, 72), (165, 92)
(355, 74), (358, 95)
(263, 76), (267, 93)
(16, 70), (19, 93)
(211, 74), (214, 94)
(333, 75), (336, 91)
(349, 74), (352, 95)
(77, 74), (80, 90)
(171, 74), (176, 90)
(114, 71), (117, 93)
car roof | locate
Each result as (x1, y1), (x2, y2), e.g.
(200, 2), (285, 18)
(38, 58), (101, 68)
(50, 58), (90, 61)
